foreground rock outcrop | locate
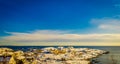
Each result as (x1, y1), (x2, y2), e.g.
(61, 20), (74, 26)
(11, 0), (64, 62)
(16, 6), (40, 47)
(0, 47), (109, 64)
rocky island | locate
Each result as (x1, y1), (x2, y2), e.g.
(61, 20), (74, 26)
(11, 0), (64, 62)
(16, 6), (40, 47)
(0, 47), (109, 64)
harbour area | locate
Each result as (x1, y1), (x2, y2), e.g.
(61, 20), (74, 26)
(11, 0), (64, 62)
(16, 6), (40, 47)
(0, 46), (109, 64)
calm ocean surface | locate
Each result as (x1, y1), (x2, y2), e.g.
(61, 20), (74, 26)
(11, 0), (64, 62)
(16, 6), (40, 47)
(0, 46), (120, 64)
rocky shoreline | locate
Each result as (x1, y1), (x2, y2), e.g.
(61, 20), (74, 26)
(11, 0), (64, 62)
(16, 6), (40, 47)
(0, 47), (109, 64)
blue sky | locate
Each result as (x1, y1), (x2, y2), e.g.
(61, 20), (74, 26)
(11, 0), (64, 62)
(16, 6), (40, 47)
(0, 0), (120, 46)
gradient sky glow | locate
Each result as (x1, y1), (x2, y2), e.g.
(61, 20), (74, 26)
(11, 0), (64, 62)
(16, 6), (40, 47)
(0, 0), (120, 46)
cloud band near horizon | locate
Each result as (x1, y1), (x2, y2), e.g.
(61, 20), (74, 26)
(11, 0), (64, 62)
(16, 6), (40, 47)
(0, 30), (120, 46)
(1, 17), (120, 46)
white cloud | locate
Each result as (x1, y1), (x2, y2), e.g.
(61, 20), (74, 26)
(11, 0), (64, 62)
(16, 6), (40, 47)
(1, 18), (120, 46)
(91, 18), (120, 32)
(98, 24), (120, 30)
(1, 30), (120, 43)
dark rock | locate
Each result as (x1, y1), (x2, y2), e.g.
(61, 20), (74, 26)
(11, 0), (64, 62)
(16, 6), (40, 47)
(104, 51), (109, 54)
